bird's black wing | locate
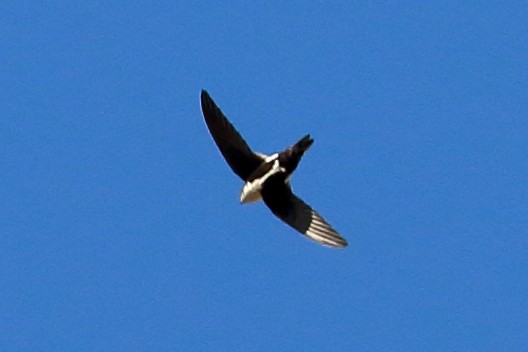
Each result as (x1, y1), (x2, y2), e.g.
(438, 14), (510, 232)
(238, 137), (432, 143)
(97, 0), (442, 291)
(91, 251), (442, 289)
(261, 175), (348, 248)
(200, 90), (264, 180)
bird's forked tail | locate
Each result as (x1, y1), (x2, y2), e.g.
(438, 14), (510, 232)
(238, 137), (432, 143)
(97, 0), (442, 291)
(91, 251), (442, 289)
(292, 134), (314, 156)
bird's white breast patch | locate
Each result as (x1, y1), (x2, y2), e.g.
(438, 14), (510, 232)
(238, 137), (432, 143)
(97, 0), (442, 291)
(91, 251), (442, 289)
(240, 157), (284, 204)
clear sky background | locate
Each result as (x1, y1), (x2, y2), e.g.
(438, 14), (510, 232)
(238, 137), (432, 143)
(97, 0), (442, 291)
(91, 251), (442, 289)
(1, 2), (527, 351)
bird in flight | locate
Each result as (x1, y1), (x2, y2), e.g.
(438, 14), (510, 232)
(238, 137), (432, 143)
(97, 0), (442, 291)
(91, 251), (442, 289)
(200, 90), (347, 248)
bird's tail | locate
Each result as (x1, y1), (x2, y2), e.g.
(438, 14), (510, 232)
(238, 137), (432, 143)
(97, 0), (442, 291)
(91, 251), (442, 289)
(292, 134), (314, 155)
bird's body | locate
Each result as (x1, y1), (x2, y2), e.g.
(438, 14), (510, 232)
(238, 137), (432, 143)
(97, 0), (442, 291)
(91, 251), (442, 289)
(200, 90), (347, 248)
(240, 153), (281, 204)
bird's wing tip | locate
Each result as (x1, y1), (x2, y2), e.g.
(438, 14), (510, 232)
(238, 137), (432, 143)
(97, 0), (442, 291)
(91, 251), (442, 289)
(319, 237), (348, 249)
(200, 90), (213, 108)
(335, 241), (348, 248)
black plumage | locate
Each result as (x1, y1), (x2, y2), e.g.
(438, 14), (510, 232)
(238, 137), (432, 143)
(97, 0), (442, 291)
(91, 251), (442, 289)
(200, 90), (347, 248)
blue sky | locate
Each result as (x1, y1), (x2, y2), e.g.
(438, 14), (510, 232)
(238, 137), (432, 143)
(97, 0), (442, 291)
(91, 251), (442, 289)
(1, 1), (527, 351)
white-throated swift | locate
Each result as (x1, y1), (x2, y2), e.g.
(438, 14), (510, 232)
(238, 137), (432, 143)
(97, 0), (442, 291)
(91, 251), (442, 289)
(200, 90), (347, 248)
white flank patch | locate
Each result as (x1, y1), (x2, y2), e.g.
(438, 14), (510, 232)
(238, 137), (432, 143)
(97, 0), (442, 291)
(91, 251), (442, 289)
(254, 152), (269, 160)
(264, 153), (279, 162)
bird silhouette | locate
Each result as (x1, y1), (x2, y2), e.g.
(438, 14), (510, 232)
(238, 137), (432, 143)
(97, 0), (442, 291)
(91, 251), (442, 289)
(200, 90), (347, 248)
